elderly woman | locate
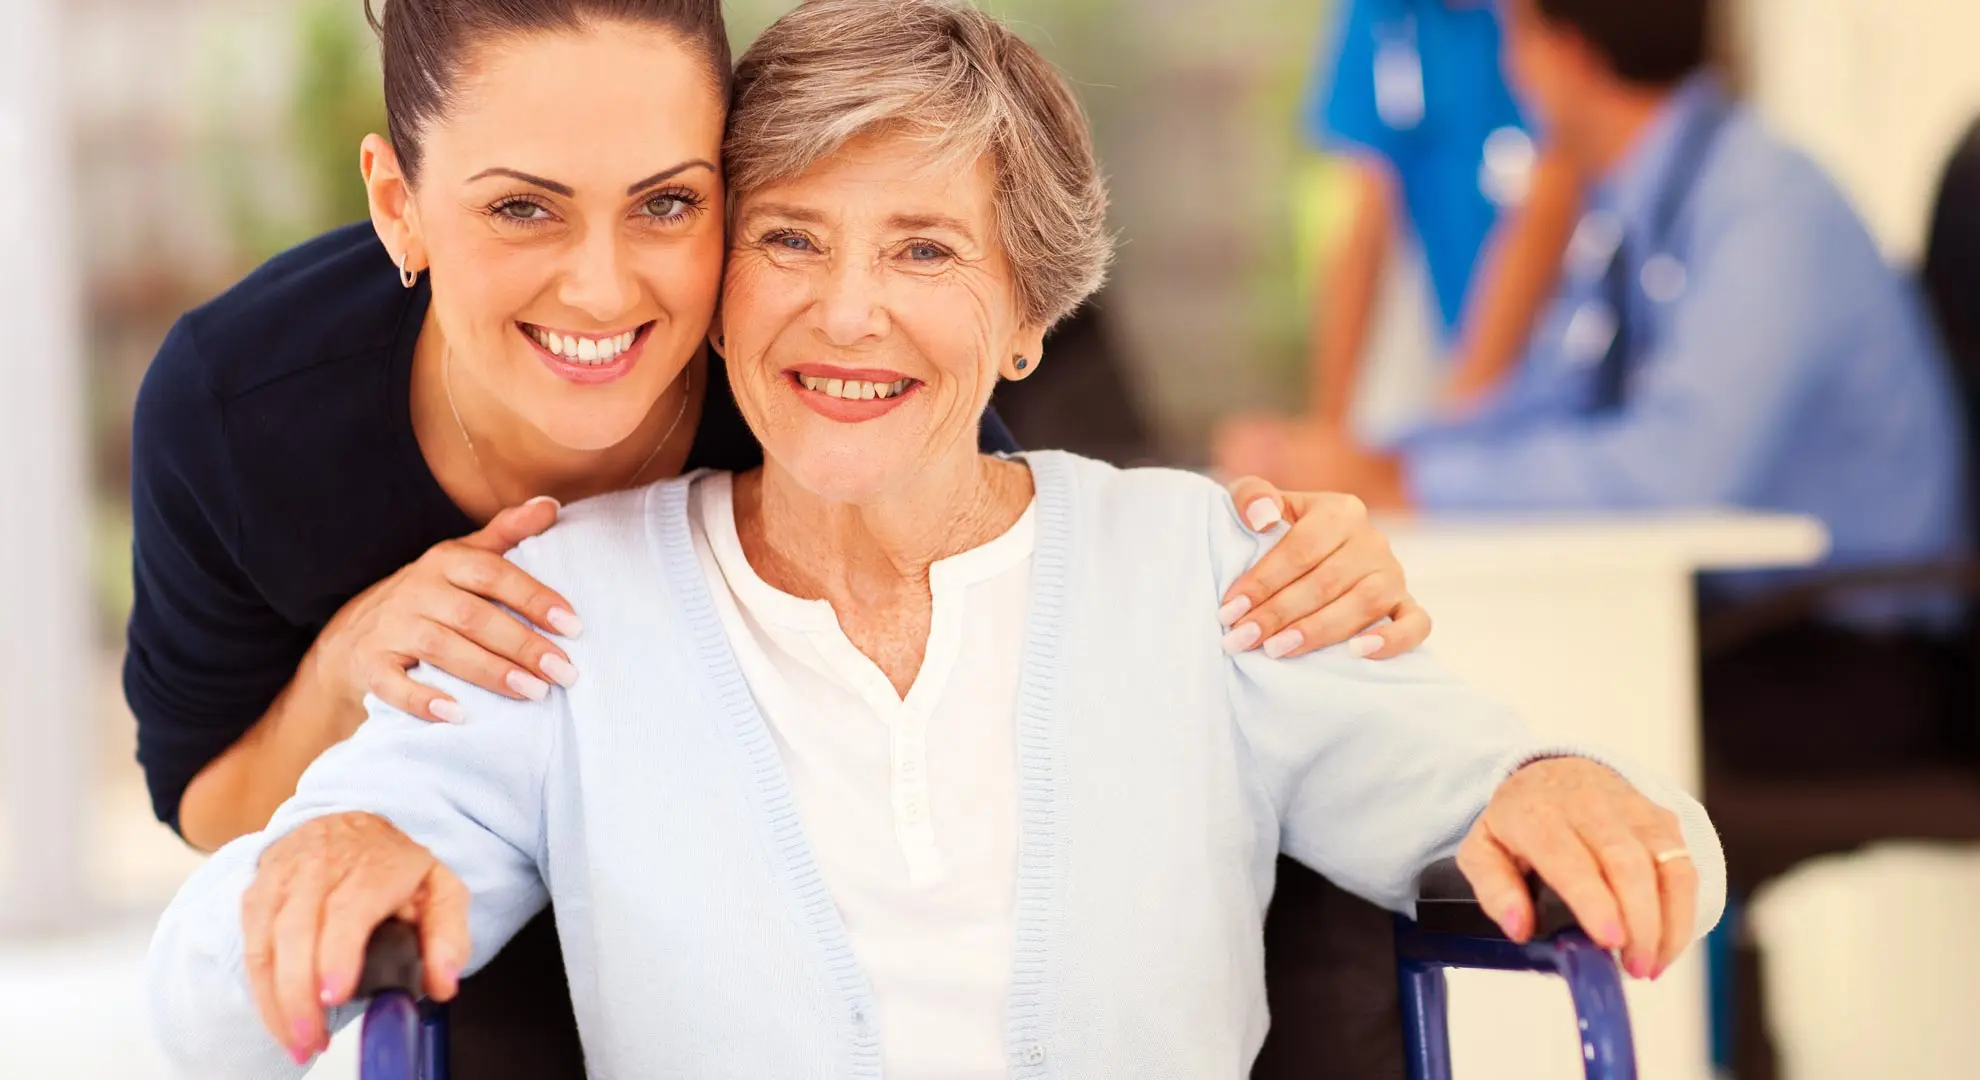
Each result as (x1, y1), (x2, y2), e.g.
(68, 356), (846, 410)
(150, 2), (1725, 1075)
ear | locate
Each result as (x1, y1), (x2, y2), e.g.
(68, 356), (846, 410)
(707, 305), (728, 359)
(362, 134), (424, 272)
(1003, 322), (1049, 381)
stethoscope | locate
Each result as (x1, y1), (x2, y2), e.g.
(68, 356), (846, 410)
(1371, 0), (1535, 208)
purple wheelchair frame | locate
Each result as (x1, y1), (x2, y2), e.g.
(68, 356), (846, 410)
(355, 858), (1635, 1080)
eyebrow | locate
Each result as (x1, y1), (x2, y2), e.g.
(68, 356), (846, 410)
(740, 205), (978, 239)
(742, 202), (830, 226)
(462, 159), (718, 199)
(887, 212), (976, 240)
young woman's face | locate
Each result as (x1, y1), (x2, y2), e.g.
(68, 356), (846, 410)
(379, 25), (727, 452)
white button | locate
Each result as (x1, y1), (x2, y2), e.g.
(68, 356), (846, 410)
(1640, 254), (1688, 304)
(1020, 1042), (1047, 1066)
(1562, 302), (1619, 367)
(1569, 211), (1625, 270)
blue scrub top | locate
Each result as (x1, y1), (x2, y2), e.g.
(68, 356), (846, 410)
(1308, 0), (1530, 337)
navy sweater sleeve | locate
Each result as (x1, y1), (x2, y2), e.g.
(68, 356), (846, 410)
(125, 319), (314, 833)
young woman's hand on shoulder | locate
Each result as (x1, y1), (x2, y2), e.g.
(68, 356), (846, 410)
(310, 497), (581, 727)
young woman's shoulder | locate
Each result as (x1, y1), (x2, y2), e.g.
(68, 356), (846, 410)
(158, 222), (418, 403)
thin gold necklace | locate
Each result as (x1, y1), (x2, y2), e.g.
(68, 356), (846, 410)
(443, 345), (693, 507)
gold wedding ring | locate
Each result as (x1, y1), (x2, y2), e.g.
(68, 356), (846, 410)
(1653, 848), (1691, 866)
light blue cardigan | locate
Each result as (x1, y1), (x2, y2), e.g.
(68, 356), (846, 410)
(150, 452), (1725, 1079)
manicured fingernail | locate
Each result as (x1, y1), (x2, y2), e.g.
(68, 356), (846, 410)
(1245, 498), (1283, 531)
(1262, 628), (1304, 659)
(546, 607), (584, 638)
(319, 976), (342, 1006)
(1349, 634), (1384, 659)
(291, 1020), (313, 1054)
(524, 495), (562, 511)
(430, 699), (466, 725)
(1628, 956), (1652, 980)
(507, 670), (551, 701)
(290, 1046), (310, 1065)
(540, 654), (579, 688)
(1502, 905), (1529, 940)
(1221, 623), (1263, 653)
(1218, 595), (1252, 628)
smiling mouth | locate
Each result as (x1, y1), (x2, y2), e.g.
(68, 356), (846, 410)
(792, 373), (918, 401)
(521, 322), (653, 366)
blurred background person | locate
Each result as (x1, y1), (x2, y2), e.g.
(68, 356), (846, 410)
(1265, 0), (1583, 443)
(1215, 0), (1974, 1072)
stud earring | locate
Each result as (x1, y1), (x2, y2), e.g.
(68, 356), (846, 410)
(399, 254), (419, 290)
(1013, 355), (1030, 372)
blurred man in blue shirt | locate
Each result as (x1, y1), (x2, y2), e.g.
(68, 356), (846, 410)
(1238, 0), (1967, 615)
(1227, 0), (1967, 749)
(1290, 0), (1583, 428)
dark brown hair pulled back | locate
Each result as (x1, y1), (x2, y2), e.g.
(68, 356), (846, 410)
(361, 0), (732, 183)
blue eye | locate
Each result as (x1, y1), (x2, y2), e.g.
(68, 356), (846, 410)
(905, 242), (951, 262)
(766, 231), (816, 252)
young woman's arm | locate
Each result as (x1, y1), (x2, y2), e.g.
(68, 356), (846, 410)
(128, 322), (575, 851)
(1308, 157), (1400, 425)
(1440, 147), (1582, 409)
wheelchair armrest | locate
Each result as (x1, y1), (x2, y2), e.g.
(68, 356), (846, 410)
(1412, 856), (1579, 940)
(1700, 558), (1980, 657)
(356, 919), (425, 998)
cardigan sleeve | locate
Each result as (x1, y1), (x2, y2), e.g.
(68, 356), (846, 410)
(147, 665), (558, 1077)
(1204, 493), (1726, 935)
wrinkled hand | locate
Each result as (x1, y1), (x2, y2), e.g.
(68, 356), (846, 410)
(1216, 476), (1431, 660)
(315, 497), (579, 726)
(1458, 758), (1699, 980)
(242, 812), (469, 1065)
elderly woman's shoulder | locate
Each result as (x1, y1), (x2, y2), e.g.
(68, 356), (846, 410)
(504, 475), (697, 590)
(1043, 450), (1247, 536)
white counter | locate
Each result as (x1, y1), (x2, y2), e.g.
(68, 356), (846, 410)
(1383, 511), (1829, 1080)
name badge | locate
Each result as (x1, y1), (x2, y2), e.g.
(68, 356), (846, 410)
(1374, 29), (1424, 131)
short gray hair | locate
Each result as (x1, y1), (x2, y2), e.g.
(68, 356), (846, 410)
(726, 0), (1111, 329)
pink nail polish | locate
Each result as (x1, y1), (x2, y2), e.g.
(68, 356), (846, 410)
(1245, 498), (1283, 531)
(1262, 629), (1305, 659)
(540, 654), (579, 689)
(430, 699), (466, 725)
(1221, 623), (1263, 654)
(1501, 905), (1529, 940)
(1217, 595), (1252, 628)
(546, 607), (584, 638)
(319, 977), (341, 1006)
(506, 670), (551, 701)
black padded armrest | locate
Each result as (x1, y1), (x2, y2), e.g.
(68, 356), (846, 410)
(1700, 559), (1980, 657)
(1412, 856), (1579, 939)
(356, 919), (425, 998)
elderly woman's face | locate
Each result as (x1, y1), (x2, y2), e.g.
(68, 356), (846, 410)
(719, 134), (1045, 503)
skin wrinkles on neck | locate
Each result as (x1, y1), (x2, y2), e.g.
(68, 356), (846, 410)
(731, 446), (1035, 695)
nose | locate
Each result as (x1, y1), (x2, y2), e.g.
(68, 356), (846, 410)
(558, 225), (639, 324)
(815, 255), (889, 347)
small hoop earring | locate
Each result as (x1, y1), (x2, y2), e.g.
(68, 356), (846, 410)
(1013, 355), (1030, 372)
(399, 254), (419, 290)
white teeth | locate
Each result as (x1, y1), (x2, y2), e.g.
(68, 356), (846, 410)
(527, 326), (643, 365)
(797, 375), (915, 400)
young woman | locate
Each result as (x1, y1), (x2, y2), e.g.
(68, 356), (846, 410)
(150, 4), (1719, 1074)
(127, 1), (1432, 1075)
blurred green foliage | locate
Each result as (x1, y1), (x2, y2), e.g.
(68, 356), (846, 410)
(204, 0), (384, 264)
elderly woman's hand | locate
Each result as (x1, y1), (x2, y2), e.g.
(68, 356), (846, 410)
(240, 812), (469, 1064)
(1457, 758), (1700, 981)
(1216, 476), (1430, 660)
